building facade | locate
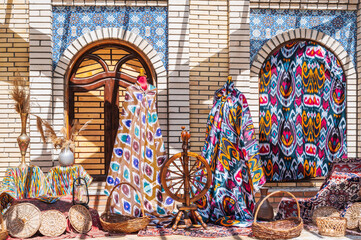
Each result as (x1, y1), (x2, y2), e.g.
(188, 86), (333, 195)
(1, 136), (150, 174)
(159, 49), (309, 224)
(0, 0), (360, 209)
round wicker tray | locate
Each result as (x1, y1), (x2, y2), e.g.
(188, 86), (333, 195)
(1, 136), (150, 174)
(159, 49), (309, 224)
(344, 202), (361, 229)
(312, 206), (339, 223)
(69, 205), (92, 233)
(4, 202), (41, 238)
(39, 210), (67, 237)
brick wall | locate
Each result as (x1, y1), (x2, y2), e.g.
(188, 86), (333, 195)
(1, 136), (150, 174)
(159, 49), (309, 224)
(250, 0), (358, 10)
(189, 0), (229, 153)
(0, 0), (29, 177)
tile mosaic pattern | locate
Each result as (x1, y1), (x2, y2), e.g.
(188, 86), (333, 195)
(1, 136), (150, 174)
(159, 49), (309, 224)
(52, 6), (168, 70)
(250, 9), (357, 66)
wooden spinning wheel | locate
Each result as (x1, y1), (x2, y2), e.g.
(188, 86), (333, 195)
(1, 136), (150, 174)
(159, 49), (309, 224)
(160, 127), (212, 230)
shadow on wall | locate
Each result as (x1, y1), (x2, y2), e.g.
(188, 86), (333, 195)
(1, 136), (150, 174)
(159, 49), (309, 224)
(0, 0), (34, 173)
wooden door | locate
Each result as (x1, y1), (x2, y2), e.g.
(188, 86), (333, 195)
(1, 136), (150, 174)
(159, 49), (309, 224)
(68, 44), (154, 180)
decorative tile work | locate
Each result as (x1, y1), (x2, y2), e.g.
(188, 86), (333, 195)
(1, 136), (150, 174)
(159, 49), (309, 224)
(52, 6), (168, 70)
(250, 9), (357, 66)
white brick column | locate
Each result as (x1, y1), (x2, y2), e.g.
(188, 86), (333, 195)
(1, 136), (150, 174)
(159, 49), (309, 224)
(29, 0), (54, 170)
(228, 0), (255, 123)
(229, 0), (251, 90)
(168, 0), (190, 154)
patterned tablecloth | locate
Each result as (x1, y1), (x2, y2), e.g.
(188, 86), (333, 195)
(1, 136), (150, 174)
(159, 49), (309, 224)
(276, 158), (361, 223)
(0, 165), (92, 210)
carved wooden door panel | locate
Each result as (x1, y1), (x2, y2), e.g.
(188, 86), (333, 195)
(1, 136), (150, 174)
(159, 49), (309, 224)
(68, 44), (153, 180)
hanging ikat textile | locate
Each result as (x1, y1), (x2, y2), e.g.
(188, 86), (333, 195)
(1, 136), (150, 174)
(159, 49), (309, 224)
(196, 79), (266, 227)
(259, 40), (347, 181)
(104, 82), (174, 218)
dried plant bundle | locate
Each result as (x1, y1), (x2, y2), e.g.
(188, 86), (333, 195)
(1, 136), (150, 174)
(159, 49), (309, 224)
(36, 116), (92, 152)
(10, 73), (30, 114)
(35, 115), (46, 143)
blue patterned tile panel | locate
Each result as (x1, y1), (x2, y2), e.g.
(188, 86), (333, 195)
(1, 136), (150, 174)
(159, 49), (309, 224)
(52, 6), (168, 70)
(250, 9), (356, 66)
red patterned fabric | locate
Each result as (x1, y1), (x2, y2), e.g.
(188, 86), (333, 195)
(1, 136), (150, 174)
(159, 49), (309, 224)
(276, 158), (361, 222)
(138, 225), (252, 238)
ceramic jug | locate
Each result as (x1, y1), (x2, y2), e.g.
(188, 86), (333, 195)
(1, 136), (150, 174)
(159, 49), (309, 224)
(59, 147), (75, 166)
(255, 187), (274, 221)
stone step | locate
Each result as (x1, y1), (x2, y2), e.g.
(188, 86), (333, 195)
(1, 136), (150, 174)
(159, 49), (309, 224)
(87, 181), (322, 212)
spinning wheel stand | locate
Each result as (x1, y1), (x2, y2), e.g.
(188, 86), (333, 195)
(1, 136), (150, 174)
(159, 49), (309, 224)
(160, 127), (212, 230)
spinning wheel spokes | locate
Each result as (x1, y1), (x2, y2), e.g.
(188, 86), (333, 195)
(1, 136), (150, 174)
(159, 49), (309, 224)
(161, 152), (212, 203)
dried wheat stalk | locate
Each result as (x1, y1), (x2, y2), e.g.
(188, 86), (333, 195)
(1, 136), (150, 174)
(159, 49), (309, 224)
(36, 116), (92, 152)
(10, 72), (30, 114)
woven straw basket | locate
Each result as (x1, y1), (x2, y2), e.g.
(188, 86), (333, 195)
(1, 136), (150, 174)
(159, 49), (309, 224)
(316, 217), (346, 237)
(252, 191), (303, 240)
(0, 213), (7, 240)
(100, 182), (150, 233)
(312, 206), (339, 223)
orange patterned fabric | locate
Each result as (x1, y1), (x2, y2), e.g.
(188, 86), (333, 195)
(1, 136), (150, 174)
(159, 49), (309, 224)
(104, 83), (174, 218)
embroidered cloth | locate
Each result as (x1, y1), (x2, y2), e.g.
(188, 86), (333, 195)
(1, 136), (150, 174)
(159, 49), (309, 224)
(46, 165), (93, 196)
(0, 165), (92, 210)
(104, 82), (173, 218)
(196, 79), (266, 227)
(259, 40), (347, 181)
(276, 158), (361, 222)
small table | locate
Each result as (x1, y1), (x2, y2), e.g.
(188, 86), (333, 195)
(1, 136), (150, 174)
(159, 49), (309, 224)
(0, 164), (92, 211)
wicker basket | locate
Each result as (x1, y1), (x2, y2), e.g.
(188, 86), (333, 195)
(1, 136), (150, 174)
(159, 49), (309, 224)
(316, 217), (346, 237)
(252, 191), (303, 240)
(312, 206), (340, 223)
(0, 212), (8, 240)
(100, 182), (150, 233)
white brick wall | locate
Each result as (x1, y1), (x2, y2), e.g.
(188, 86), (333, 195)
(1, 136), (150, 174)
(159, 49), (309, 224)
(29, 0), (55, 172)
(189, 0), (229, 153)
(168, 0), (190, 154)
(52, 0), (167, 6)
(250, 0), (358, 10)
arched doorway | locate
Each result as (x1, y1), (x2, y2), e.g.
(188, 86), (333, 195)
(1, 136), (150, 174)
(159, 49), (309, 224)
(259, 40), (347, 181)
(67, 40), (155, 180)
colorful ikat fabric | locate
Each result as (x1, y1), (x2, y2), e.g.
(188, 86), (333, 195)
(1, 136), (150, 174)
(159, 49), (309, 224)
(196, 79), (266, 227)
(0, 165), (93, 210)
(259, 40), (347, 181)
(105, 82), (174, 218)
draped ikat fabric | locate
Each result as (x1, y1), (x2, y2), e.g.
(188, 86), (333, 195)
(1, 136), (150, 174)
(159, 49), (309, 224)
(197, 79), (266, 227)
(259, 40), (347, 181)
(104, 83), (174, 218)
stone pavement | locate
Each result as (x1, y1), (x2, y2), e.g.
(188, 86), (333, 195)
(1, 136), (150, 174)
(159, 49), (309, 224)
(84, 230), (361, 240)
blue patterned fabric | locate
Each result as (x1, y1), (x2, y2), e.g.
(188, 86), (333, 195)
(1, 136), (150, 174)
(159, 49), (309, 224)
(250, 9), (357, 66)
(52, 6), (168, 69)
(196, 79), (266, 227)
(259, 40), (347, 181)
